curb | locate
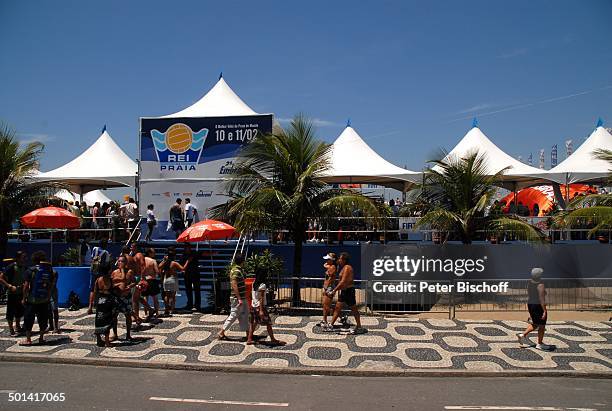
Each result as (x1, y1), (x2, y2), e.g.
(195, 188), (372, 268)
(1, 353), (611, 378)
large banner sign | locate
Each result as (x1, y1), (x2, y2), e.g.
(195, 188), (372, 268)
(139, 115), (273, 234)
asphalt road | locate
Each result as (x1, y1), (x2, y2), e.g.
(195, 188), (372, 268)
(0, 362), (610, 411)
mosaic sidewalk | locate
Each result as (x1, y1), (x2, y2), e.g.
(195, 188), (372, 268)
(0, 307), (611, 373)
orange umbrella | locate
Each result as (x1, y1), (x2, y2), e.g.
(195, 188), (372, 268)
(20, 206), (80, 229)
(176, 219), (237, 243)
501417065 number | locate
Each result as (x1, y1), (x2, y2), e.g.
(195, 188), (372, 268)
(8, 392), (65, 402)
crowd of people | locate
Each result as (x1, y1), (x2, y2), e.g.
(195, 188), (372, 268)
(1, 246), (553, 350)
(0, 242), (206, 347)
(39, 196), (141, 242)
(0, 243), (372, 348)
(0, 251), (60, 345)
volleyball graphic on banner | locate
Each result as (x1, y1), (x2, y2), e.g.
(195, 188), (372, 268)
(165, 124), (194, 154)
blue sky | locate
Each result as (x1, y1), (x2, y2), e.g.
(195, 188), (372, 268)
(1, 0), (611, 171)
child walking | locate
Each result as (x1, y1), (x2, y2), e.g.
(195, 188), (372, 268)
(247, 268), (285, 346)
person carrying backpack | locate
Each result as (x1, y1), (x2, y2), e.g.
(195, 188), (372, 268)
(21, 251), (53, 346)
(87, 239), (111, 315)
(0, 251), (27, 336)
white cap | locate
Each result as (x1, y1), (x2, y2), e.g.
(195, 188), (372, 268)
(531, 267), (544, 281)
(323, 253), (335, 260)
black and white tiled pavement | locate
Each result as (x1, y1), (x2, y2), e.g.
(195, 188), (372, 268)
(1, 307), (610, 372)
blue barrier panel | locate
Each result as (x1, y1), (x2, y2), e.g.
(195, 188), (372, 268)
(55, 266), (90, 307)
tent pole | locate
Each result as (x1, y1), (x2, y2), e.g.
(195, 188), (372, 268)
(513, 182), (518, 214)
(564, 173), (570, 205)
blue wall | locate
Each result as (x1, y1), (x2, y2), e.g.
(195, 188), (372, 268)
(249, 243), (362, 279)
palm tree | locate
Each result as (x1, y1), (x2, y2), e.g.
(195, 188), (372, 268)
(415, 151), (543, 244)
(554, 148), (612, 238)
(210, 115), (379, 301)
(0, 123), (62, 259)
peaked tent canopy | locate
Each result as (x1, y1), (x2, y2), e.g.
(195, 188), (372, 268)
(161, 76), (260, 118)
(534, 126), (612, 184)
(38, 129), (137, 193)
(53, 189), (113, 205)
(437, 127), (547, 188)
(320, 126), (421, 191)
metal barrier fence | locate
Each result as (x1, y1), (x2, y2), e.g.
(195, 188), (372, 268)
(269, 277), (612, 319)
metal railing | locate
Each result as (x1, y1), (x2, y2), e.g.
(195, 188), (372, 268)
(267, 277), (612, 318)
(8, 214), (612, 244)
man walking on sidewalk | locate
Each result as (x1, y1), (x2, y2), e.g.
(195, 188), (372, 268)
(217, 254), (249, 340)
(517, 267), (553, 351)
(326, 252), (366, 335)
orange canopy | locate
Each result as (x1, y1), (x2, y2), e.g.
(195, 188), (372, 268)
(501, 184), (596, 216)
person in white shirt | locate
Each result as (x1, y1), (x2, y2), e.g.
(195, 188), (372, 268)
(145, 204), (156, 242)
(184, 198), (198, 227)
(246, 268), (285, 346)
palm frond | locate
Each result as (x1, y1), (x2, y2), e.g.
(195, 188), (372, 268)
(488, 216), (545, 241)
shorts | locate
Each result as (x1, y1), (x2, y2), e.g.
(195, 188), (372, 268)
(114, 295), (132, 315)
(6, 294), (25, 321)
(528, 304), (547, 326)
(23, 303), (49, 333)
(142, 279), (161, 296)
(250, 305), (271, 326)
(163, 277), (178, 293)
(339, 287), (357, 307)
(171, 220), (185, 232)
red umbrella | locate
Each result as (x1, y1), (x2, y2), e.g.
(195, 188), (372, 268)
(176, 219), (237, 243)
(20, 206), (80, 229)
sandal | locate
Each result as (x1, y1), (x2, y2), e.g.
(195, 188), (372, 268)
(217, 334), (229, 341)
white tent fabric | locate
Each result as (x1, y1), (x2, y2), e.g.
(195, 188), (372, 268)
(54, 189), (113, 204)
(534, 126), (612, 184)
(161, 77), (259, 118)
(321, 126), (421, 191)
(37, 130), (137, 192)
(438, 127), (547, 187)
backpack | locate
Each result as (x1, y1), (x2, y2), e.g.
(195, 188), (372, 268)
(68, 291), (81, 311)
(29, 263), (53, 303)
(90, 247), (110, 275)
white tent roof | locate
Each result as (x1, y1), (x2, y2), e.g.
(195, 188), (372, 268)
(321, 126), (421, 191)
(38, 129), (137, 192)
(535, 126), (612, 184)
(54, 189), (113, 205)
(438, 127), (547, 187)
(160, 77), (259, 118)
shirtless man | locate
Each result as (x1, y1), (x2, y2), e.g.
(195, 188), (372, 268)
(125, 244), (148, 323)
(141, 248), (161, 321)
(111, 256), (136, 341)
(325, 252), (366, 334)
